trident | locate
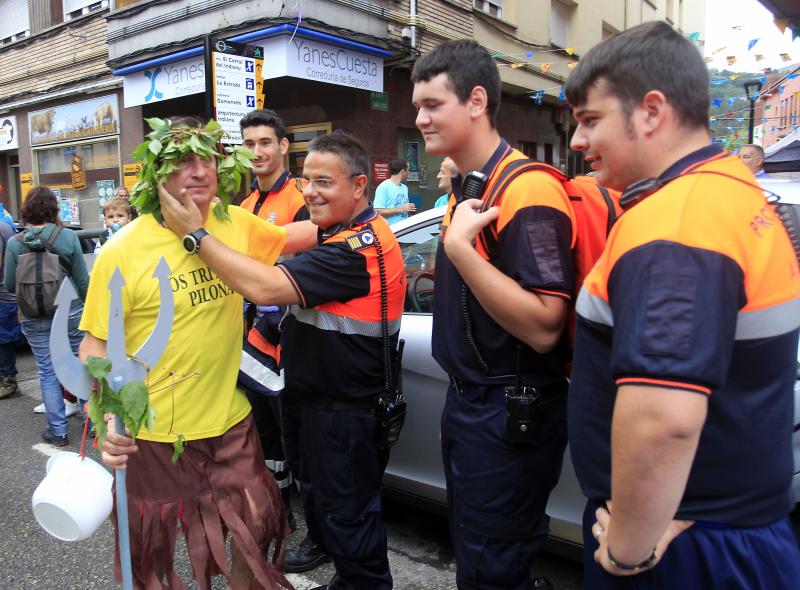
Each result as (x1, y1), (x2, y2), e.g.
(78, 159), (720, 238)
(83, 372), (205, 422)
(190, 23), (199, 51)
(50, 258), (174, 590)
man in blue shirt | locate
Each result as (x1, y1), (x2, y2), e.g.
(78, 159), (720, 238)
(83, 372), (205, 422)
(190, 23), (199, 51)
(374, 159), (415, 224)
(738, 144), (771, 179)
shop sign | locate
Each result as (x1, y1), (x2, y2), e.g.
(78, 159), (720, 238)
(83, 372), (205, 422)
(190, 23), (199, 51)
(373, 160), (390, 183)
(123, 163), (142, 192)
(259, 35), (384, 92)
(20, 173), (33, 199)
(370, 91), (388, 112)
(123, 57), (206, 108)
(71, 154), (87, 191)
(29, 95), (119, 146)
(211, 40), (265, 144)
(0, 115), (18, 151)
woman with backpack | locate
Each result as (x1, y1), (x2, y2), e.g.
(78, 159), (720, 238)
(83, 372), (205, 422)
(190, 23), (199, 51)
(3, 187), (88, 447)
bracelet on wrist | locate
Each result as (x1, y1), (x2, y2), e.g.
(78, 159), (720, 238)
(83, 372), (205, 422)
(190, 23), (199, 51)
(606, 546), (657, 572)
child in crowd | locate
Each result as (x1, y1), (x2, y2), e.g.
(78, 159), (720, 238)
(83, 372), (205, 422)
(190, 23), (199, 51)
(94, 197), (132, 255)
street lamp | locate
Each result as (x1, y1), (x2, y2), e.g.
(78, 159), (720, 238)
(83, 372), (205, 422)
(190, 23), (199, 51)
(742, 80), (763, 145)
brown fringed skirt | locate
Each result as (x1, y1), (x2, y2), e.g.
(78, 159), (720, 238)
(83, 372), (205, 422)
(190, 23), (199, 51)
(111, 414), (292, 590)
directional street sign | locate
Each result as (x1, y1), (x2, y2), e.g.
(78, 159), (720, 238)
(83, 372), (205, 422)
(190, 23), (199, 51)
(210, 40), (265, 144)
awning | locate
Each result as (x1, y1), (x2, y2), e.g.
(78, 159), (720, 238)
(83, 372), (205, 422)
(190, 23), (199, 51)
(764, 127), (800, 173)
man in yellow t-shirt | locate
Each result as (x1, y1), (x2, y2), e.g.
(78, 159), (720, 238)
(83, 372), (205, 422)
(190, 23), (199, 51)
(78, 117), (314, 590)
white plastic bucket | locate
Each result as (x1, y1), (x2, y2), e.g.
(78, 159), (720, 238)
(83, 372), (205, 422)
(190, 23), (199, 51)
(31, 451), (114, 541)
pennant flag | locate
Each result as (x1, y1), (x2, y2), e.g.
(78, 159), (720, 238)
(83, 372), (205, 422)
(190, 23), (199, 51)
(709, 117), (717, 124)
(726, 56), (737, 66)
(704, 56), (714, 63)
(565, 47), (574, 55)
(780, 53), (792, 62)
(754, 54), (765, 62)
(526, 51), (535, 58)
(567, 62), (577, 69)
(540, 63), (551, 73)
(491, 52), (502, 58)
(728, 97), (736, 105)
(779, 86), (785, 94)
(759, 76), (767, 85)
(712, 97), (723, 108)
(510, 63), (524, 69)
(736, 118), (744, 123)
(559, 86), (566, 101)
(764, 105), (772, 110)
(732, 25), (743, 31)
(787, 74), (799, 80)
(727, 112), (735, 117)
(729, 73), (741, 80)
(771, 126), (776, 132)
(688, 32), (700, 42)
(711, 79), (728, 86)
(713, 47), (726, 55)
(747, 38), (759, 51)
(532, 90), (545, 105)
(775, 18), (788, 33)
(762, 118), (767, 123)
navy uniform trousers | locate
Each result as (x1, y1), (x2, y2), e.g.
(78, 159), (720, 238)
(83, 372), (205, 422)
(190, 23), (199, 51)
(299, 402), (392, 590)
(582, 499), (800, 589)
(441, 382), (568, 590)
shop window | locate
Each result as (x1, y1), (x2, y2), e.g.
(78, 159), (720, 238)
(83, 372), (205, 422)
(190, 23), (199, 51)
(474, 0), (503, 19)
(34, 138), (120, 229)
(285, 122), (332, 178)
(0, 0), (30, 45)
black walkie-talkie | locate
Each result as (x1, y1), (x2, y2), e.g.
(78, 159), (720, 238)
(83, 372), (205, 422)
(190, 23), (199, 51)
(505, 345), (541, 444)
(460, 170), (488, 202)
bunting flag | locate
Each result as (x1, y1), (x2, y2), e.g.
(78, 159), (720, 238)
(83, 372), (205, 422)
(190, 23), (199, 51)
(779, 86), (785, 94)
(565, 47), (574, 55)
(711, 79), (728, 86)
(510, 63), (524, 69)
(775, 18), (788, 34)
(526, 51), (535, 58)
(704, 56), (715, 63)
(729, 73), (741, 80)
(728, 97), (736, 105)
(726, 56), (737, 65)
(759, 76), (767, 84)
(540, 63), (551, 73)
(567, 62), (577, 69)
(531, 90), (545, 105)
(787, 74), (799, 80)
(764, 105), (772, 110)
(747, 38), (760, 51)
(688, 32), (700, 42)
(754, 54), (765, 62)
(780, 53), (792, 62)
(732, 25), (743, 31)
(713, 47), (726, 55)
(712, 97), (723, 108)
(559, 86), (566, 101)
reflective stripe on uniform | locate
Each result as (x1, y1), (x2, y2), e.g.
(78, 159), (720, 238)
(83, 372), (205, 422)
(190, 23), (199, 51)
(293, 306), (401, 337)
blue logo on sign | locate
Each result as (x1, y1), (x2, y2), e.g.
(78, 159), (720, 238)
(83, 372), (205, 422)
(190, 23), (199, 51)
(246, 96), (255, 108)
(245, 60), (254, 73)
(246, 78), (254, 90)
(143, 67), (164, 102)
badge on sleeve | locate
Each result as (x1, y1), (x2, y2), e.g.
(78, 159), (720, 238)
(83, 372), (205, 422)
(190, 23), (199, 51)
(346, 230), (375, 251)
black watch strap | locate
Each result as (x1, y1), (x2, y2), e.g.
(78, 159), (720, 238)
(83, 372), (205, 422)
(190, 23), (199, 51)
(183, 228), (209, 254)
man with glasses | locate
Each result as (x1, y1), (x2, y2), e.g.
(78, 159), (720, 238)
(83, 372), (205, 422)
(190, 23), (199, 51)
(159, 133), (404, 590)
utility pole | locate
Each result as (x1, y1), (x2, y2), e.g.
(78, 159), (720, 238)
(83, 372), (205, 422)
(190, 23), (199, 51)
(743, 80), (763, 144)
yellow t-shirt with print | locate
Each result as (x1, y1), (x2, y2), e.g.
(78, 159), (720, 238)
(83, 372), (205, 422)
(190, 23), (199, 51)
(80, 204), (287, 443)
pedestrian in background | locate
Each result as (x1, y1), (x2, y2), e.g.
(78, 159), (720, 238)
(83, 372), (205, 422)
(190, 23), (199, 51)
(3, 187), (87, 446)
(738, 143), (771, 179)
(565, 21), (800, 588)
(0, 211), (21, 400)
(433, 157), (457, 208)
(374, 158), (415, 224)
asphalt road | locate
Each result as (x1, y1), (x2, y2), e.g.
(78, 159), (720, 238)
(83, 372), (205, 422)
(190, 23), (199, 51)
(0, 348), (582, 589)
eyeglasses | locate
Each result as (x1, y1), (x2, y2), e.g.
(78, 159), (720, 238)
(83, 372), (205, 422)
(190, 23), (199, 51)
(303, 174), (362, 191)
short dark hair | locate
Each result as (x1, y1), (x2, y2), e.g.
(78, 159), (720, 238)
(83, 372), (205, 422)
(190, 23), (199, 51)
(308, 133), (369, 190)
(411, 39), (501, 128)
(239, 109), (287, 140)
(741, 144), (765, 158)
(390, 159), (408, 175)
(565, 21), (709, 130)
(21, 187), (59, 225)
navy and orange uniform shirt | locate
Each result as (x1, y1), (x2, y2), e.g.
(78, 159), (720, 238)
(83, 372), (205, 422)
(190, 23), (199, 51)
(432, 140), (576, 386)
(569, 143), (800, 526)
(278, 207), (405, 400)
(240, 171), (309, 226)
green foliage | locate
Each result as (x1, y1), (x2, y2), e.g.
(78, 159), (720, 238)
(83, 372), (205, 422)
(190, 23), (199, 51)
(130, 118), (255, 223)
(85, 355), (157, 449)
(172, 434), (186, 464)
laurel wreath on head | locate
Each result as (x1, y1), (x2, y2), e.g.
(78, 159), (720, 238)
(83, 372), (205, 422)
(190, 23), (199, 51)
(130, 117), (256, 223)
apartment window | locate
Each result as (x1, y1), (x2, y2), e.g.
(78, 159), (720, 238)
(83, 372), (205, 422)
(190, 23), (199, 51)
(518, 141), (537, 159)
(0, 0), (30, 45)
(551, 0), (573, 48)
(64, 0), (107, 20)
(474, 0), (503, 19)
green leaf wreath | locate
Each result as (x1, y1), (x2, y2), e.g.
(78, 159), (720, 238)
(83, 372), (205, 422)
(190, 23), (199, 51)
(130, 117), (255, 223)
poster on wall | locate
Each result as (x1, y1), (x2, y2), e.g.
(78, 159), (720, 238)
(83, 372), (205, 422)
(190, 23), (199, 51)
(0, 116), (18, 151)
(123, 163), (142, 192)
(97, 179), (116, 221)
(59, 197), (79, 225)
(20, 173), (33, 200)
(70, 155), (87, 191)
(28, 95), (119, 146)
(405, 141), (420, 182)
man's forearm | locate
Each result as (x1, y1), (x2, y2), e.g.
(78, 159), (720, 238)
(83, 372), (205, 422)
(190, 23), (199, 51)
(445, 240), (566, 352)
(376, 207), (405, 217)
(606, 385), (706, 563)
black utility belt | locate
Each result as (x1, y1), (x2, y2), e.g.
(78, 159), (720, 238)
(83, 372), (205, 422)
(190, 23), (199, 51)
(448, 376), (566, 401)
(299, 393), (377, 411)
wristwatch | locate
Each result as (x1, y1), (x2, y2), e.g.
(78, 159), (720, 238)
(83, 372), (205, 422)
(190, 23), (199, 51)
(182, 228), (209, 254)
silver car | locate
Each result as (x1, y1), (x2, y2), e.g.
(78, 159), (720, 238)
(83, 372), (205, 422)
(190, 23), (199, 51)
(384, 179), (800, 551)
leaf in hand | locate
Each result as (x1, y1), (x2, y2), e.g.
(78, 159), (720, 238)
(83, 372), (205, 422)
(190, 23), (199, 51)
(87, 391), (107, 446)
(119, 381), (149, 439)
(86, 356), (112, 380)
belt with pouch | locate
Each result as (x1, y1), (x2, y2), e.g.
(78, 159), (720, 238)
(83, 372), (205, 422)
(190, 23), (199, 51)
(298, 392), (377, 411)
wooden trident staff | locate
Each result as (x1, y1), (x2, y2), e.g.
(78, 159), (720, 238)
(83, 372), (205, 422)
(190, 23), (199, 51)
(50, 258), (174, 590)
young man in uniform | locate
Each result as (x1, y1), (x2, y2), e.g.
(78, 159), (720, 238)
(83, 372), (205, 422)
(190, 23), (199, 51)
(159, 133), (404, 590)
(238, 108), (312, 550)
(411, 40), (575, 590)
(565, 21), (800, 588)
(373, 158), (415, 224)
(83, 117), (316, 589)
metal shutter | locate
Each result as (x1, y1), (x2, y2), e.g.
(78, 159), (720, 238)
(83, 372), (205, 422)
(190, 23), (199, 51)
(0, 0), (30, 41)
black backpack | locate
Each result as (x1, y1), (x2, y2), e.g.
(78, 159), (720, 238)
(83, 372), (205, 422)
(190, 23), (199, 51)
(14, 226), (64, 318)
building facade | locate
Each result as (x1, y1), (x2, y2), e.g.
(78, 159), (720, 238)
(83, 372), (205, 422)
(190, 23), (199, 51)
(0, 0), (706, 222)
